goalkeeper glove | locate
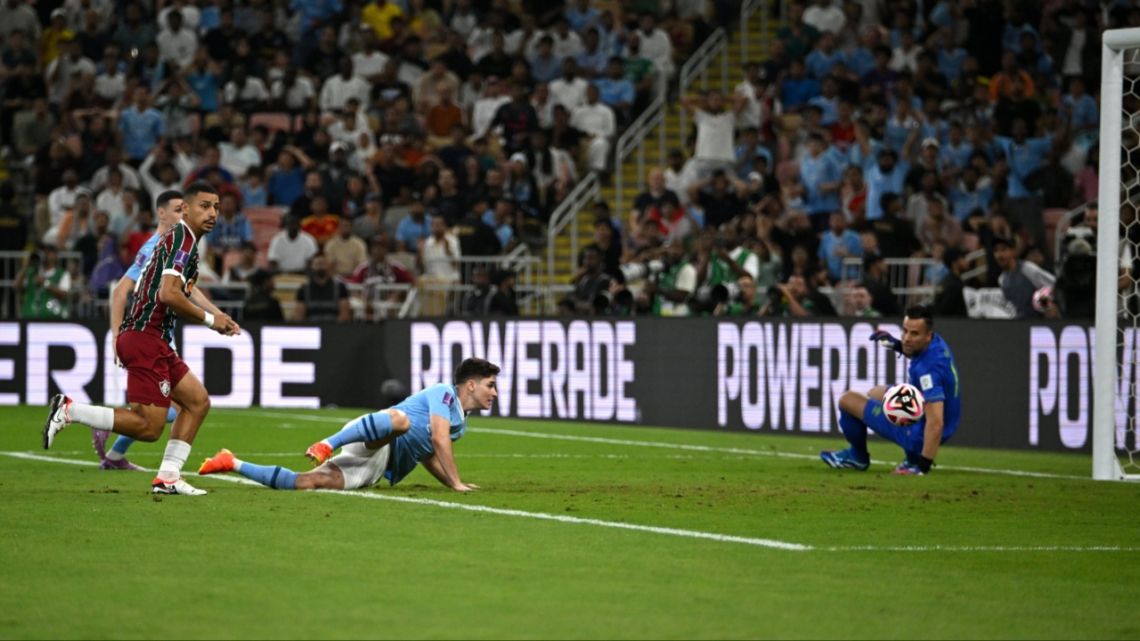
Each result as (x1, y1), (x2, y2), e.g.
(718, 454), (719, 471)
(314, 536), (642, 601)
(869, 329), (903, 354)
(893, 455), (934, 475)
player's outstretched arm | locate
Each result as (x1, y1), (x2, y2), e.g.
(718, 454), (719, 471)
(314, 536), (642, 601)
(429, 416), (476, 492)
(159, 275), (238, 335)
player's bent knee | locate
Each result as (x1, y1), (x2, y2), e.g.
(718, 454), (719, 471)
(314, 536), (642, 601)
(388, 409), (410, 433)
(839, 391), (868, 416)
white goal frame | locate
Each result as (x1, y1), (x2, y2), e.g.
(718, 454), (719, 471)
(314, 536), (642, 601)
(1094, 28), (1140, 481)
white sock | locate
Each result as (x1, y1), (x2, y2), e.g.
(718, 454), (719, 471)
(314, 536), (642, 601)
(157, 439), (192, 482)
(232, 457), (245, 473)
(105, 450), (125, 462)
(69, 403), (115, 431)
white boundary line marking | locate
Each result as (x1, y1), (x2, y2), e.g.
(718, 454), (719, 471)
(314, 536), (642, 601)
(4, 451), (1137, 553)
(0, 451), (806, 551)
(241, 411), (1090, 481)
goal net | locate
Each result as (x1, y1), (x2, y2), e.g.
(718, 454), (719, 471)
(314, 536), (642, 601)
(1095, 29), (1140, 480)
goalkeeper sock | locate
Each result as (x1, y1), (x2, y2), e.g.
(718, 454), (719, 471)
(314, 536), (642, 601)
(235, 462), (297, 490)
(838, 411), (869, 459)
(105, 436), (136, 462)
(323, 412), (393, 450)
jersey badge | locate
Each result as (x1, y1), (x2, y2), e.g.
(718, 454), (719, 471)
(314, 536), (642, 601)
(919, 374), (933, 391)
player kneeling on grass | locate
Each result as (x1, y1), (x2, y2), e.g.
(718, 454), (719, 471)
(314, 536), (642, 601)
(820, 304), (961, 475)
(199, 358), (499, 492)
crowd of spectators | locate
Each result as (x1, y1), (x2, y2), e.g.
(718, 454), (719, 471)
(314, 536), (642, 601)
(566, 0), (1136, 321)
(2, 0), (1135, 323)
(1, 0), (724, 320)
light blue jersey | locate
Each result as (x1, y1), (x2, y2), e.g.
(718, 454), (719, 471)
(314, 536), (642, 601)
(386, 383), (467, 485)
(125, 232), (161, 282)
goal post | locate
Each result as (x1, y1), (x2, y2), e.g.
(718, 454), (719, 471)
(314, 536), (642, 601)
(1094, 28), (1140, 481)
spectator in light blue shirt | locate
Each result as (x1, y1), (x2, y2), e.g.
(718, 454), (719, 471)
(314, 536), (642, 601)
(528, 36), (563, 84)
(118, 87), (165, 162)
(799, 132), (844, 222)
(1061, 77), (1099, 135)
(395, 200), (433, 253)
(208, 192), (254, 252)
(594, 57), (635, 113)
(818, 212), (863, 281)
(948, 165), (995, 222)
(935, 31), (968, 82)
(575, 27), (609, 79)
(565, 0), (600, 33)
(805, 32), (843, 80)
(994, 119), (1052, 199)
(780, 59), (820, 110)
(939, 121), (974, 173)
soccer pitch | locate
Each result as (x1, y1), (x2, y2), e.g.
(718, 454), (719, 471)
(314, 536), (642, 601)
(1, 406), (1138, 639)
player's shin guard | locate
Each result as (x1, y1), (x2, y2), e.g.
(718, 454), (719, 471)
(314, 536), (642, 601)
(838, 411), (869, 458)
(324, 412), (393, 450)
(236, 462), (298, 490)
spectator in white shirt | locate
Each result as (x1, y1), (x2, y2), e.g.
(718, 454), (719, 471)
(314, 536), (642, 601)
(45, 39), (95, 106)
(418, 215), (461, 281)
(471, 76), (511, 138)
(681, 91), (747, 182)
(549, 58), (589, 112)
(222, 65), (270, 112)
(803, 0), (846, 35)
(93, 44), (127, 108)
(95, 168), (131, 221)
(634, 13), (674, 86)
(327, 98), (372, 146)
(157, 10), (198, 71)
(352, 29), (391, 83)
(549, 18), (584, 59)
(268, 215), (320, 274)
(570, 84), (616, 174)
(272, 67), (317, 113)
(89, 148), (142, 193)
(219, 127), (263, 179)
(47, 170), (84, 229)
(158, 0), (200, 32)
(319, 58), (372, 115)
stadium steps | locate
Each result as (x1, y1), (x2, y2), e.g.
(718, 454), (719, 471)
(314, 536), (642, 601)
(546, 14), (779, 290)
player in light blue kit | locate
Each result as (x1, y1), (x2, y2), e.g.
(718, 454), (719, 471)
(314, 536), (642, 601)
(198, 358), (499, 492)
(820, 304), (961, 475)
(93, 190), (229, 469)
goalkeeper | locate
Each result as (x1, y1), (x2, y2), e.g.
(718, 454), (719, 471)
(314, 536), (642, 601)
(820, 305), (962, 475)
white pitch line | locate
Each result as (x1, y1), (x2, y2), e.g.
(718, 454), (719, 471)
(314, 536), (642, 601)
(4, 451), (1135, 553)
(0, 451), (806, 551)
(241, 412), (1088, 481)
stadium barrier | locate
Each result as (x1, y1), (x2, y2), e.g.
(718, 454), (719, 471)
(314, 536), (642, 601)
(0, 317), (1105, 453)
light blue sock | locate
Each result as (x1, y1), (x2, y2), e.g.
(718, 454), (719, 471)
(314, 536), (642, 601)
(166, 406), (178, 423)
(325, 412), (393, 450)
(110, 435), (135, 455)
(838, 411), (869, 460)
(236, 462), (297, 490)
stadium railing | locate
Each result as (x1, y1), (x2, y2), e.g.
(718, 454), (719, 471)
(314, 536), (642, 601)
(739, 0), (769, 67)
(419, 251), (544, 317)
(613, 95), (666, 219)
(546, 171), (599, 304)
(841, 256), (940, 309)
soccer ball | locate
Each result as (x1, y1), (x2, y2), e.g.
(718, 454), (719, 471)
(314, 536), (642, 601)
(1032, 286), (1054, 313)
(883, 383), (925, 426)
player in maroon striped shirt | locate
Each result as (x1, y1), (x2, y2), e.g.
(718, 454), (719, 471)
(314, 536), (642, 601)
(42, 182), (242, 495)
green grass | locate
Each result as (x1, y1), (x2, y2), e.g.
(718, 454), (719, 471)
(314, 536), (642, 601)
(1, 406), (1138, 639)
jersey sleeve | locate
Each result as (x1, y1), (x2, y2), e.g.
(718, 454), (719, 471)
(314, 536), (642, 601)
(424, 385), (457, 421)
(915, 366), (946, 404)
(125, 240), (153, 282)
(160, 226), (194, 283)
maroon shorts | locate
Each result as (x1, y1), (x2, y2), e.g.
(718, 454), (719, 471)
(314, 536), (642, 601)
(116, 330), (190, 408)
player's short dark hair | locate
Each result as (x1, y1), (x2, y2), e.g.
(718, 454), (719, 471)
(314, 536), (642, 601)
(155, 190), (183, 210)
(905, 304), (934, 330)
(183, 181), (217, 201)
(454, 358), (500, 385)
